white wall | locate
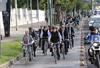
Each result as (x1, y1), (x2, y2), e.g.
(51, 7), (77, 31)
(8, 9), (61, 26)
(0, 9), (45, 29)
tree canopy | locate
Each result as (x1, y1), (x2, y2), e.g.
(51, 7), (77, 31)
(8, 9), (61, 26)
(11, 0), (91, 11)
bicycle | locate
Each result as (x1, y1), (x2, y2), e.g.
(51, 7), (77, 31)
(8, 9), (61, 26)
(69, 34), (73, 49)
(51, 42), (60, 64)
(60, 42), (65, 59)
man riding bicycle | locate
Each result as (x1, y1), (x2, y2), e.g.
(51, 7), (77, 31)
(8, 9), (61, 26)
(68, 23), (75, 48)
(64, 24), (70, 54)
(49, 26), (62, 60)
(29, 27), (38, 57)
(40, 26), (50, 54)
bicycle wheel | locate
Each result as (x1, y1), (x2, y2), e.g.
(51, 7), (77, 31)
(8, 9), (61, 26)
(44, 41), (48, 56)
(62, 45), (65, 59)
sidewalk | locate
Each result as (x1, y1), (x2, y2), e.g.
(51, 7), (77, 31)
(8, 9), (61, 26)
(1, 21), (47, 43)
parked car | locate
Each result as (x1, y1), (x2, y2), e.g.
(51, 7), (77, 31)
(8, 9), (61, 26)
(89, 15), (100, 29)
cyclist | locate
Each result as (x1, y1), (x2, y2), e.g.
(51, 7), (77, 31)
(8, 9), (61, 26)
(49, 26), (62, 60)
(64, 24), (70, 54)
(22, 31), (33, 61)
(29, 27), (38, 57)
(39, 26), (43, 48)
(58, 26), (65, 53)
(40, 26), (50, 54)
(68, 23), (75, 48)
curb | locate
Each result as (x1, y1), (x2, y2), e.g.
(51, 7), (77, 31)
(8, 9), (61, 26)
(0, 54), (22, 68)
(0, 62), (9, 68)
(80, 35), (87, 68)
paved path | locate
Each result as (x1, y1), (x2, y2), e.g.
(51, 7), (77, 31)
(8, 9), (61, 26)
(10, 29), (81, 68)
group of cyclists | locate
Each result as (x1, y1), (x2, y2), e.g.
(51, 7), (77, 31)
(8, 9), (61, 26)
(21, 14), (81, 62)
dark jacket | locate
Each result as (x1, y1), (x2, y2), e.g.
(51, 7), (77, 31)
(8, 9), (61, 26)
(29, 31), (38, 40)
(64, 27), (69, 39)
(42, 30), (48, 38)
(50, 31), (60, 43)
(69, 27), (74, 36)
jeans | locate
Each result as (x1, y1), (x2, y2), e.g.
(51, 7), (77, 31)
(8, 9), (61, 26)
(39, 38), (42, 47)
(41, 38), (48, 53)
(64, 39), (69, 53)
(22, 45), (32, 58)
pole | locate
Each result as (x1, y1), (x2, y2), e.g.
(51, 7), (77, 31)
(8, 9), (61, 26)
(15, 0), (18, 31)
(37, 0), (39, 27)
(48, 0), (52, 26)
(0, 25), (1, 57)
(30, 0), (32, 26)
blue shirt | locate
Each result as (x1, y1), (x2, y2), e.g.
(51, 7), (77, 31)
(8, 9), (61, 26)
(86, 33), (100, 43)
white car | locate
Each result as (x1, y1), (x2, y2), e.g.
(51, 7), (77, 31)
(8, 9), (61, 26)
(89, 15), (100, 28)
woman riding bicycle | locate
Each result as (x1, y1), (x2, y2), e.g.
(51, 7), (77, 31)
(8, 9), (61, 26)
(22, 31), (33, 61)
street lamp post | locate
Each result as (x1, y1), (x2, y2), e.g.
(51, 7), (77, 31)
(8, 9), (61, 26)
(0, 27), (1, 57)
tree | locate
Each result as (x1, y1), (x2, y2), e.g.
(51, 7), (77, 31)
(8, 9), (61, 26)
(39, 0), (47, 10)
(11, 0), (38, 9)
(96, 0), (100, 2)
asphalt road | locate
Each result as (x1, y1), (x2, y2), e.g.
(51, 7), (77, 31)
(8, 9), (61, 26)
(81, 17), (97, 68)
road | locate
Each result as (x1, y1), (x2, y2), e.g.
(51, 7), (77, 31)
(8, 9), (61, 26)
(81, 17), (97, 68)
(10, 28), (81, 68)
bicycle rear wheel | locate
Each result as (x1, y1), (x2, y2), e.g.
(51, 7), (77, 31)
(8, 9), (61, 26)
(62, 45), (65, 59)
(44, 41), (48, 56)
(53, 48), (57, 64)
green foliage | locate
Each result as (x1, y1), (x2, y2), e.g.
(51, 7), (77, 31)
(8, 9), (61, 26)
(11, 0), (91, 11)
(0, 41), (21, 64)
(39, 0), (47, 10)
(11, 0), (37, 9)
(96, 0), (100, 2)
(81, 3), (91, 11)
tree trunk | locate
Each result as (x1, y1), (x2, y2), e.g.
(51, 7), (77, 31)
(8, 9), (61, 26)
(2, 0), (11, 37)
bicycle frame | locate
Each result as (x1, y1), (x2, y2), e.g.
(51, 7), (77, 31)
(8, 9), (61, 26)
(51, 43), (59, 64)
